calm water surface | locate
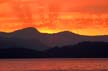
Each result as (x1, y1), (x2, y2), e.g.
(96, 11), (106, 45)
(0, 58), (108, 71)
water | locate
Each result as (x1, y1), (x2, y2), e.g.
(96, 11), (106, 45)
(0, 58), (108, 71)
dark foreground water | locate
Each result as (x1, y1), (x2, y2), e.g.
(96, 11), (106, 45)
(0, 58), (108, 71)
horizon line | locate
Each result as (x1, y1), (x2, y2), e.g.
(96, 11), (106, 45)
(0, 27), (108, 37)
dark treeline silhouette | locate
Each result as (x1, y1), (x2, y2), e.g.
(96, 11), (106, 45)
(0, 41), (108, 58)
(0, 48), (47, 58)
(45, 41), (108, 58)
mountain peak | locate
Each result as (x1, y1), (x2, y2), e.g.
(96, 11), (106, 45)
(16, 27), (39, 33)
(54, 31), (80, 37)
(12, 27), (40, 34)
(9, 27), (42, 38)
(61, 31), (76, 34)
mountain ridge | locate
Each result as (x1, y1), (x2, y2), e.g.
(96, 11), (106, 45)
(7, 27), (108, 37)
(0, 27), (108, 58)
(0, 27), (108, 49)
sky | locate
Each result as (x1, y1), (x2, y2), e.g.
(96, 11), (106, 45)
(0, 0), (108, 35)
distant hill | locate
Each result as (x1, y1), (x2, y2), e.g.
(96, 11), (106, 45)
(43, 31), (108, 47)
(0, 28), (48, 50)
(0, 37), (48, 50)
(12, 28), (108, 47)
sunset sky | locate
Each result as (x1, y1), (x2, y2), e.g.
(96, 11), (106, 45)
(0, 0), (108, 35)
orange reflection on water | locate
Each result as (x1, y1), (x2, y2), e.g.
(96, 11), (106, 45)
(0, 59), (108, 71)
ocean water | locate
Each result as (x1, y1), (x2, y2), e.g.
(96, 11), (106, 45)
(0, 58), (108, 71)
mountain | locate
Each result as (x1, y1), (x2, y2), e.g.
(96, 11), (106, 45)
(0, 28), (48, 50)
(0, 37), (48, 50)
(0, 27), (108, 58)
(9, 27), (108, 47)
(9, 27), (41, 38)
(0, 27), (108, 50)
(44, 31), (108, 47)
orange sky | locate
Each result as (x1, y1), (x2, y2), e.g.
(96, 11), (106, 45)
(0, 0), (108, 35)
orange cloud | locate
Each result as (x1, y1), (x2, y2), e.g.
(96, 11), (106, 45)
(0, 0), (108, 36)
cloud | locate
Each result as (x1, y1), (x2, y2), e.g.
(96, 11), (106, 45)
(0, 0), (108, 35)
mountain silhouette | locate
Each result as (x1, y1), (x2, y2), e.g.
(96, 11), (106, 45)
(12, 27), (108, 47)
(0, 27), (108, 58)
(45, 31), (108, 47)
(0, 27), (108, 50)
(0, 28), (48, 50)
(9, 27), (41, 38)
